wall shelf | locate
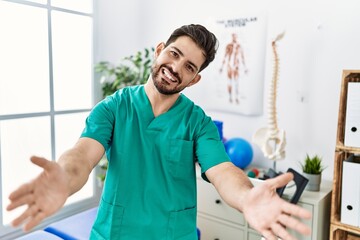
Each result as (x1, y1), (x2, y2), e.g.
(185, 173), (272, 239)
(330, 70), (360, 240)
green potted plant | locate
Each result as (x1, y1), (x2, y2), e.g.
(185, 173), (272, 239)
(94, 47), (154, 186)
(300, 154), (326, 191)
(95, 47), (154, 97)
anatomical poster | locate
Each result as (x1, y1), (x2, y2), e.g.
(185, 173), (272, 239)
(203, 16), (267, 116)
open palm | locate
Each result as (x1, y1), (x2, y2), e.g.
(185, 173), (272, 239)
(242, 173), (311, 240)
(7, 156), (69, 231)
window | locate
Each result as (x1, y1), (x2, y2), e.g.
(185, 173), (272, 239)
(0, 0), (97, 238)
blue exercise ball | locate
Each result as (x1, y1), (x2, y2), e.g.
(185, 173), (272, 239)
(224, 138), (253, 169)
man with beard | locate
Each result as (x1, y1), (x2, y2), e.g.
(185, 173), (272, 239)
(7, 24), (311, 240)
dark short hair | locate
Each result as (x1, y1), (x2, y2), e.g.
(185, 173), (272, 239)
(165, 24), (218, 72)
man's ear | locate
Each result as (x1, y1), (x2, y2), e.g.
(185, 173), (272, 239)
(154, 42), (165, 58)
(188, 74), (202, 87)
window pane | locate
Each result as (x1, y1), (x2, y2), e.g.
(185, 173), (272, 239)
(54, 112), (88, 158)
(52, 11), (93, 111)
(0, 2), (50, 115)
(51, 0), (92, 14)
(54, 112), (94, 204)
(1, 117), (51, 225)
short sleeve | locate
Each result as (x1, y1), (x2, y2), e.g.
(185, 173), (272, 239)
(80, 95), (116, 150)
(195, 117), (230, 182)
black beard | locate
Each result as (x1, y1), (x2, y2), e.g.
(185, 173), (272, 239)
(151, 64), (183, 95)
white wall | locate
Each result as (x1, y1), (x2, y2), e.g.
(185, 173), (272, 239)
(94, 0), (142, 62)
(96, 0), (360, 181)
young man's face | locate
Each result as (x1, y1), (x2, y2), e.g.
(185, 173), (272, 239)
(151, 36), (206, 95)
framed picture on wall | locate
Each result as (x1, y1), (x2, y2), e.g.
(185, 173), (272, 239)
(203, 15), (267, 116)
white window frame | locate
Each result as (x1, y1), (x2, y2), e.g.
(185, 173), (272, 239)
(0, 0), (101, 239)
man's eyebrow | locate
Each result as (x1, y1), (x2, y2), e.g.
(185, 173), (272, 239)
(171, 46), (199, 72)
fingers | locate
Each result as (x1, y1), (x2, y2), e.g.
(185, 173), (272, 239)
(261, 207), (311, 239)
(23, 210), (47, 232)
(278, 195), (312, 220)
(284, 203), (312, 220)
(30, 156), (52, 171)
(6, 156), (55, 232)
(11, 204), (39, 227)
(7, 156), (51, 217)
(8, 156), (51, 205)
(261, 218), (301, 240)
(7, 157), (49, 210)
(266, 172), (294, 189)
(278, 208), (312, 236)
(248, 172), (311, 239)
(261, 229), (278, 240)
(7, 182), (33, 206)
(7, 187), (34, 211)
(270, 222), (296, 240)
(11, 203), (47, 232)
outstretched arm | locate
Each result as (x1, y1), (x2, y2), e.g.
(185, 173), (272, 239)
(205, 162), (311, 240)
(6, 137), (104, 231)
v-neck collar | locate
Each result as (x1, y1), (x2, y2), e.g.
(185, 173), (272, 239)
(141, 85), (184, 118)
(138, 85), (185, 129)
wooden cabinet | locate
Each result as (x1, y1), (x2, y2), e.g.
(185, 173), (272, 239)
(330, 70), (360, 240)
(196, 166), (332, 240)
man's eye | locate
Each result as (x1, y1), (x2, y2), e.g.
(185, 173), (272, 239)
(186, 64), (195, 73)
(170, 51), (178, 57)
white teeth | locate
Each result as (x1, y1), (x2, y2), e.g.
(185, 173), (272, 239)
(163, 69), (176, 82)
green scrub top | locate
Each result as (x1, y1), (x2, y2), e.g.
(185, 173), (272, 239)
(81, 85), (230, 240)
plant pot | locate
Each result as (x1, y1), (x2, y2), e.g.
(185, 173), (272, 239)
(303, 172), (321, 191)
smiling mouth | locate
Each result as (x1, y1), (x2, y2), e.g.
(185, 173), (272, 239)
(162, 67), (178, 83)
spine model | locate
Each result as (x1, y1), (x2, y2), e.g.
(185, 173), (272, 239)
(252, 32), (286, 161)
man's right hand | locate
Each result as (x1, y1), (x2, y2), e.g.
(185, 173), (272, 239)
(6, 156), (70, 231)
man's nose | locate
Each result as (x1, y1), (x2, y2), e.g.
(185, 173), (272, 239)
(171, 59), (185, 74)
(170, 60), (182, 74)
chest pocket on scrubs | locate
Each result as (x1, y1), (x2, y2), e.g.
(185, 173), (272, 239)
(168, 139), (194, 179)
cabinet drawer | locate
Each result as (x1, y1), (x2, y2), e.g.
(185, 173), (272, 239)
(248, 232), (262, 240)
(197, 215), (245, 240)
(197, 179), (245, 225)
